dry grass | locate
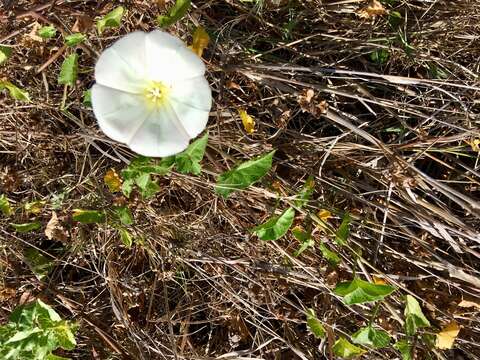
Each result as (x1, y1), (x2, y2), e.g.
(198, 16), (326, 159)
(1, 0), (480, 359)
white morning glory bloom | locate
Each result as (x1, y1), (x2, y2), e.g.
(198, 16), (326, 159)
(92, 30), (212, 157)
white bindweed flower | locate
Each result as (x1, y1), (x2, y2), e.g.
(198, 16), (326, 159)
(92, 30), (212, 157)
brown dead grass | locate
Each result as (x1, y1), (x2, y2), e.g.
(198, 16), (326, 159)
(1, 0), (480, 359)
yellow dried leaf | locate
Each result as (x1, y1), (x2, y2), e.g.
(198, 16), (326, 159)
(104, 168), (122, 192)
(238, 109), (255, 134)
(436, 321), (460, 349)
(468, 138), (480, 152)
(189, 26), (210, 58)
(317, 209), (332, 222)
(373, 275), (387, 285)
(357, 0), (387, 19)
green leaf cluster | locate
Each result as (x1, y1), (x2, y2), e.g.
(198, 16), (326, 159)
(122, 134), (208, 198)
(0, 299), (77, 359)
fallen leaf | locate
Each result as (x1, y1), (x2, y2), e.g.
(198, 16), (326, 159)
(436, 321), (460, 349)
(373, 275), (387, 285)
(318, 209), (332, 222)
(457, 299), (480, 309)
(238, 109), (256, 134)
(189, 26), (210, 57)
(468, 138), (480, 152)
(45, 211), (68, 242)
(357, 0), (387, 19)
(0, 287), (16, 302)
(72, 15), (93, 32)
(104, 168), (122, 192)
(298, 89), (328, 116)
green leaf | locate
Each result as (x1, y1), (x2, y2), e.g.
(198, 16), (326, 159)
(0, 81), (31, 101)
(82, 89), (92, 106)
(370, 49), (389, 64)
(120, 156), (172, 198)
(293, 239), (315, 257)
(292, 227), (314, 257)
(157, 0), (191, 28)
(24, 248), (54, 280)
(388, 11), (403, 27)
(295, 176), (315, 208)
(404, 295), (430, 336)
(97, 6), (124, 34)
(174, 132), (208, 175)
(216, 150), (275, 198)
(4, 328), (42, 343)
(135, 173), (160, 199)
(319, 243), (341, 266)
(64, 33), (86, 47)
(38, 25), (57, 39)
(351, 326), (391, 348)
(333, 337), (366, 359)
(114, 206), (133, 226)
(2, 299), (77, 359)
(25, 200), (46, 215)
(46, 354), (70, 360)
(119, 228), (133, 248)
(72, 209), (105, 224)
(11, 222), (41, 233)
(335, 213), (351, 246)
(122, 178), (135, 198)
(58, 53), (78, 86)
(252, 207), (295, 241)
(394, 339), (412, 360)
(0, 194), (12, 216)
(0, 45), (12, 65)
(306, 309), (325, 338)
(334, 277), (395, 305)
(52, 322), (77, 350)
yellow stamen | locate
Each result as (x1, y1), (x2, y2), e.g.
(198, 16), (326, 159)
(143, 81), (170, 108)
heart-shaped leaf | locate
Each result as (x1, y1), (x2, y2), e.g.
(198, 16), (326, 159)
(334, 277), (395, 305)
(252, 207), (295, 241)
(216, 150), (275, 198)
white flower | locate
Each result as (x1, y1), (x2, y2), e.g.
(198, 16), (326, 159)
(92, 30), (212, 157)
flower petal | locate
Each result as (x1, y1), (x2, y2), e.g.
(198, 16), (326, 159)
(127, 107), (190, 157)
(170, 76), (212, 111)
(169, 102), (210, 139)
(146, 30), (205, 83)
(92, 84), (150, 143)
(95, 31), (147, 93)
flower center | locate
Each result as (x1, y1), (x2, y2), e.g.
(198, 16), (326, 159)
(143, 81), (170, 107)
